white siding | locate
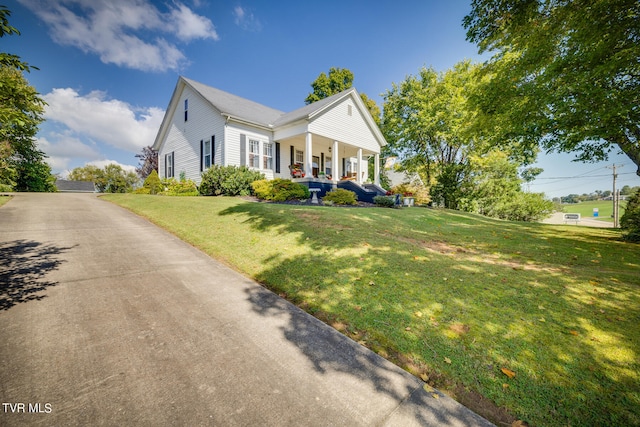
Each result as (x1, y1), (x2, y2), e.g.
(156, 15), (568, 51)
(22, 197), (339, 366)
(157, 85), (225, 184)
(225, 121), (276, 178)
(308, 96), (380, 153)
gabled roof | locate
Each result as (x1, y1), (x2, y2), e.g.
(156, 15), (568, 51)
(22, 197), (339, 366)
(153, 76), (386, 151)
(271, 88), (355, 127)
(183, 77), (284, 128)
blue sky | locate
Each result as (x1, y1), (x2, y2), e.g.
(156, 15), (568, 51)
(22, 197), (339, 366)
(5, 0), (640, 198)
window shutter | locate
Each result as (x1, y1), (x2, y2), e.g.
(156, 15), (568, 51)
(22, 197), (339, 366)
(212, 135), (215, 165)
(172, 151), (175, 178)
(342, 158), (346, 177)
(240, 134), (246, 166)
(290, 145), (294, 166)
(200, 140), (203, 172)
(321, 152), (324, 173)
(164, 153), (167, 178)
(275, 142), (280, 173)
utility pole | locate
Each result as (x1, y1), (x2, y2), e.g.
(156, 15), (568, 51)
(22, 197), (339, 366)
(608, 164), (623, 227)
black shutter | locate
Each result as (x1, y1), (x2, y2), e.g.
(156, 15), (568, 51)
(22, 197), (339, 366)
(275, 142), (280, 173)
(200, 140), (203, 172)
(164, 153), (168, 178)
(290, 145), (294, 166)
(240, 134), (246, 166)
(321, 152), (324, 173)
(212, 135), (215, 165)
(172, 151), (175, 177)
(342, 158), (346, 178)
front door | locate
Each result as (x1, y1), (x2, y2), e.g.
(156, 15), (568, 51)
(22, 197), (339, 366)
(312, 156), (320, 178)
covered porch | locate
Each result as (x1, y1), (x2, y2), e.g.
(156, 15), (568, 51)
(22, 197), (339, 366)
(276, 131), (381, 186)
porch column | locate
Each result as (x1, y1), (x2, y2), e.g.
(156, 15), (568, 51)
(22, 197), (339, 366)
(357, 148), (363, 184)
(332, 140), (339, 182)
(374, 153), (380, 186)
(305, 132), (313, 178)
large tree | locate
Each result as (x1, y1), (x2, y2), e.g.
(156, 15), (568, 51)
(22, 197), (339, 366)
(135, 145), (158, 179)
(69, 164), (139, 193)
(0, 6), (53, 191)
(305, 67), (381, 125)
(463, 0), (640, 175)
(381, 61), (483, 209)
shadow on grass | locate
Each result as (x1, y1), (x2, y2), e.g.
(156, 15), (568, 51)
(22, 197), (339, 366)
(219, 202), (640, 426)
(0, 239), (74, 310)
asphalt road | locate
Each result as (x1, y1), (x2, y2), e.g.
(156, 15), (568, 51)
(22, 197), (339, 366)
(0, 193), (493, 426)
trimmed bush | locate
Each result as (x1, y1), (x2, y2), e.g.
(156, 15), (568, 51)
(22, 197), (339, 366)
(143, 170), (162, 195)
(161, 178), (199, 196)
(621, 189), (640, 242)
(199, 165), (264, 196)
(251, 178), (310, 201)
(373, 195), (396, 208)
(322, 188), (357, 205)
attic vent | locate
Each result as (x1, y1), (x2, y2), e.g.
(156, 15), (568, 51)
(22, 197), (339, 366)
(347, 104), (352, 116)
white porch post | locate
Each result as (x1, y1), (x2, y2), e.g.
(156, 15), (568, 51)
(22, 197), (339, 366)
(357, 148), (363, 184)
(332, 140), (339, 182)
(374, 153), (380, 186)
(305, 132), (313, 178)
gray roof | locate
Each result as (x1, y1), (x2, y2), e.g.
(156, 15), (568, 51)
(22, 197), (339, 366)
(55, 179), (96, 192)
(183, 77), (285, 127)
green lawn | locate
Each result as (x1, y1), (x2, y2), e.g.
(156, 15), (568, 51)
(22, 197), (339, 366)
(103, 194), (640, 427)
(0, 195), (12, 207)
(561, 200), (627, 223)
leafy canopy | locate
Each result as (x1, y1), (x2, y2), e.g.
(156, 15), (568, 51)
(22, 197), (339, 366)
(0, 6), (52, 191)
(464, 0), (640, 175)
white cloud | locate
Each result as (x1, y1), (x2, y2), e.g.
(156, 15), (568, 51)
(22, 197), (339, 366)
(18, 0), (218, 71)
(233, 5), (262, 32)
(86, 159), (137, 175)
(42, 88), (165, 154)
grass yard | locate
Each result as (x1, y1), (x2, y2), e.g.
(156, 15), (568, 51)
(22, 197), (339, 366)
(0, 195), (12, 207)
(560, 200), (627, 223)
(103, 194), (640, 427)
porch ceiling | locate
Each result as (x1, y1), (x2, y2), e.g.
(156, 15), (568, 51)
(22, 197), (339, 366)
(277, 133), (377, 157)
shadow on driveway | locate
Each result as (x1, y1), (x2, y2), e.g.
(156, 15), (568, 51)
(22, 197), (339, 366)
(0, 240), (75, 310)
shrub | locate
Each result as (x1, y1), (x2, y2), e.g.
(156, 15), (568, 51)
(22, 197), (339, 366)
(323, 188), (357, 205)
(251, 179), (309, 201)
(390, 183), (431, 205)
(161, 178), (199, 196)
(621, 189), (640, 242)
(373, 195), (396, 208)
(143, 170), (162, 195)
(133, 187), (151, 194)
(199, 165), (264, 196)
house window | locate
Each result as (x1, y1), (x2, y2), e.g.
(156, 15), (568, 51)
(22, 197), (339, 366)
(295, 149), (304, 164)
(263, 143), (273, 170)
(325, 156), (332, 176)
(203, 138), (211, 169)
(249, 139), (260, 168)
(184, 99), (188, 121)
(165, 152), (174, 178)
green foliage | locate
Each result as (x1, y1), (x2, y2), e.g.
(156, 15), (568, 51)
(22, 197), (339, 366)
(390, 183), (431, 205)
(373, 195), (396, 208)
(14, 156), (55, 192)
(621, 189), (640, 242)
(251, 178), (309, 201)
(69, 164), (138, 193)
(199, 165), (264, 196)
(464, 0), (640, 173)
(305, 67), (354, 104)
(305, 67), (381, 124)
(322, 188), (357, 205)
(143, 170), (162, 195)
(161, 178), (198, 196)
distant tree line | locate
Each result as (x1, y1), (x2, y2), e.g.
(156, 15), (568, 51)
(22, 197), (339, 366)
(558, 186), (640, 204)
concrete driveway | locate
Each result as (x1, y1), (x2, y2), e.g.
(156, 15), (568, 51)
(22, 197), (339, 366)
(0, 193), (493, 426)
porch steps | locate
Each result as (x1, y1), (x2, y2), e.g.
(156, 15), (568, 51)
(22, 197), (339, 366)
(337, 181), (386, 203)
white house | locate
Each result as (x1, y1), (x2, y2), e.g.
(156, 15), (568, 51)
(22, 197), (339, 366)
(152, 77), (387, 200)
